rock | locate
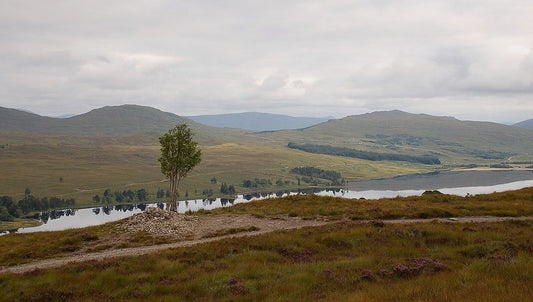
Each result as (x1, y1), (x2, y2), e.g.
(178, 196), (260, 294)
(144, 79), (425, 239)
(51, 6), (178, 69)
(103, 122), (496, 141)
(116, 207), (199, 239)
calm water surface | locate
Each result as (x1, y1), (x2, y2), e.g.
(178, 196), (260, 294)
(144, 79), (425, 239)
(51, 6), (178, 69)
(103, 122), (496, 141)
(7, 170), (533, 234)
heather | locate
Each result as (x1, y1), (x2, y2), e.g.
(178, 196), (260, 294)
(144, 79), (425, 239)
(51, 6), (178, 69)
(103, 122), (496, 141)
(1, 219), (532, 301)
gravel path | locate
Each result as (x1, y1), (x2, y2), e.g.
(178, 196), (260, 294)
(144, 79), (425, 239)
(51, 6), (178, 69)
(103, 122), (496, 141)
(1, 214), (532, 275)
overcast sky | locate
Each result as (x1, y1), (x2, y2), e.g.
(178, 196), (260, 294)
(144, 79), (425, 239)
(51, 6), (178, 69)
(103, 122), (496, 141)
(1, 0), (532, 123)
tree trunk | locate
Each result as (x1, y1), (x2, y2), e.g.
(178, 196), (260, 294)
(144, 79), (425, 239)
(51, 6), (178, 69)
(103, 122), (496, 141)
(169, 174), (181, 212)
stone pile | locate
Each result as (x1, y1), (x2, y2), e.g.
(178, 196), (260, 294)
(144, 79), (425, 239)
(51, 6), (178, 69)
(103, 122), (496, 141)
(117, 207), (199, 239)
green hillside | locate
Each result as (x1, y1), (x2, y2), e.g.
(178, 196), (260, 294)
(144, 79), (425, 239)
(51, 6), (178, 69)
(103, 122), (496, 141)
(262, 110), (533, 166)
(1, 106), (532, 206)
(0, 105), (248, 143)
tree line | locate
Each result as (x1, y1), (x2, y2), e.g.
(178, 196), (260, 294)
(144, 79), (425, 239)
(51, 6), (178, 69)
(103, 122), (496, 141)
(242, 178), (272, 188)
(290, 166), (344, 186)
(92, 188), (159, 204)
(288, 142), (441, 165)
(0, 194), (75, 221)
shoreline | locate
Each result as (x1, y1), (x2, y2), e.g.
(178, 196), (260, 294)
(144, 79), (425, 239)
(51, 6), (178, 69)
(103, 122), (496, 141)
(451, 167), (533, 172)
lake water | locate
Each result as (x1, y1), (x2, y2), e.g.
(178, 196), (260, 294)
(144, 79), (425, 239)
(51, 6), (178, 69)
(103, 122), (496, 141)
(5, 170), (533, 234)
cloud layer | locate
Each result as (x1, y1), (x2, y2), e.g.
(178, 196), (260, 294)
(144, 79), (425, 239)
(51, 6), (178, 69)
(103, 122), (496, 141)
(1, 0), (532, 123)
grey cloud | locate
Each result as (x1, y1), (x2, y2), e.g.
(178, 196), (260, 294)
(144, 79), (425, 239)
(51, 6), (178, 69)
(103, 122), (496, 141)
(0, 0), (532, 122)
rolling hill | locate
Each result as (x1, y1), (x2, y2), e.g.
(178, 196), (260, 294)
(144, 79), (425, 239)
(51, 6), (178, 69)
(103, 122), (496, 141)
(0, 104), (248, 144)
(514, 119), (533, 129)
(187, 112), (332, 131)
(262, 110), (533, 164)
(1, 105), (199, 136)
(1, 106), (532, 204)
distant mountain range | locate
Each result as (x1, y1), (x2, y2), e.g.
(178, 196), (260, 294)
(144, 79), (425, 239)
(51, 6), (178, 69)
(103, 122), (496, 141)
(514, 119), (533, 129)
(187, 112), (333, 131)
(1, 105), (532, 159)
(0, 105), (231, 139)
(2, 104), (533, 200)
(262, 110), (533, 162)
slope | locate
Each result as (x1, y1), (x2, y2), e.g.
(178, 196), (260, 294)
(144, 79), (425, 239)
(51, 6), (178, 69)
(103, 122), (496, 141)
(0, 104), (248, 143)
(261, 110), (533, 165)
(514, 119), (533, 129)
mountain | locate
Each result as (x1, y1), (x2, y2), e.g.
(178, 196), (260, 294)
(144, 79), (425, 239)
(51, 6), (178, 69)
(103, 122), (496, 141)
(2, 106), (533, 202)
(266, 110), (533, 162)
(187, 112), (332, 131)
(0, 107), (61, 132)
(0, 105), (239, 138)
(514, 119), (533, 129)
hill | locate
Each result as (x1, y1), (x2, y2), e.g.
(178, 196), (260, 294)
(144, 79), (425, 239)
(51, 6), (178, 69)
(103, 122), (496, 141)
(187, 112), (332, 131)
(263, 110), (533, 164)
(0, 105), (194, 136)
(1, 106), (532, 204)
(514, 119), (533, 129)
(0, 105), (248, 143)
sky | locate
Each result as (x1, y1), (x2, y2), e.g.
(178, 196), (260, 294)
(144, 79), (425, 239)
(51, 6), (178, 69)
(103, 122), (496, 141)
(1, 0), (532, 123)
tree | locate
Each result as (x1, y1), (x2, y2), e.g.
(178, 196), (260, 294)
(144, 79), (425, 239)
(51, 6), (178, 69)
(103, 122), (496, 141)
(220, 182), (228, 194)
(158, 124), (202, 211)
(136, 189), (148, 201)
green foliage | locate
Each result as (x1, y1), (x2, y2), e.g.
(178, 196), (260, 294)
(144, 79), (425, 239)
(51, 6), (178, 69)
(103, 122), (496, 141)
(159, 124), (202, 209)
(220, 182), (236, 195)
(92, 189), (148, 204)
(0, 206), (13, 221)
(156, 188), (165, 198)
(288, 142), (441, 165)
(291, 166), (343, 185)
(0, 194), (75, 221)
(242, 178), (272, 188)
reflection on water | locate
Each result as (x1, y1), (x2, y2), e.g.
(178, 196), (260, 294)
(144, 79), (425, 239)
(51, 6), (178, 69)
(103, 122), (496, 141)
(8, 190), (311, 234)
(5, 177), (533, 234)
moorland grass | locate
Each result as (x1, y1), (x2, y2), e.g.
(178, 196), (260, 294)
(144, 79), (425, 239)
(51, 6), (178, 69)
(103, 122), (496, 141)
(0, 134), (434, 205)
(0, 224), (117, 266)
(0, 220), (532, 301)
(209, 187), (533, 220)
(0, 218), (40, 231)
(1, 187), (532, 267)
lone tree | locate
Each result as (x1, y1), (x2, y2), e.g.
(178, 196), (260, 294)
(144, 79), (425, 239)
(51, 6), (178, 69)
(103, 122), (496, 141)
(159, 124), (202, 211)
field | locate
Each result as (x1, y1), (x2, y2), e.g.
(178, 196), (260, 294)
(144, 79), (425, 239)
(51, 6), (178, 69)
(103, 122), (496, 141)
(0, 132), (434, 206)
(0, 188), (532, 301)
(2, 107), (533, 210)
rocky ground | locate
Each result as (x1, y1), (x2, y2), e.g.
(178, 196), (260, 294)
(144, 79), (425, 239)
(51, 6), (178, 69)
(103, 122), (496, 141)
(116, 207), (199, 239)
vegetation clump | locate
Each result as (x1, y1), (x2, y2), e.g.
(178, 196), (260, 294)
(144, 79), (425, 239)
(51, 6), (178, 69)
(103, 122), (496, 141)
(391, 257), (447, 278)
(290, 166), (344, 186)
(0, 194), (75, 221)
(288, 142), (441, 165)
(159, 124), (202, 212)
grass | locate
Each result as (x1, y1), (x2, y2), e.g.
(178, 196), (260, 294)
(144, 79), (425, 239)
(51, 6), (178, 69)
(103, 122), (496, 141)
(0, 220), (532, 301)
(0, 218), (41, 231)
(0, 135), (434, 207)
(208, 186), (533, 220)
(2, 108), (533, 206)
(1, 187), (532, 266)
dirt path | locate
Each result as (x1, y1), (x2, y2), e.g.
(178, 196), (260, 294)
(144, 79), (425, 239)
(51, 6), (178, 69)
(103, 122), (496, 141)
(2, 215), (532, 275)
